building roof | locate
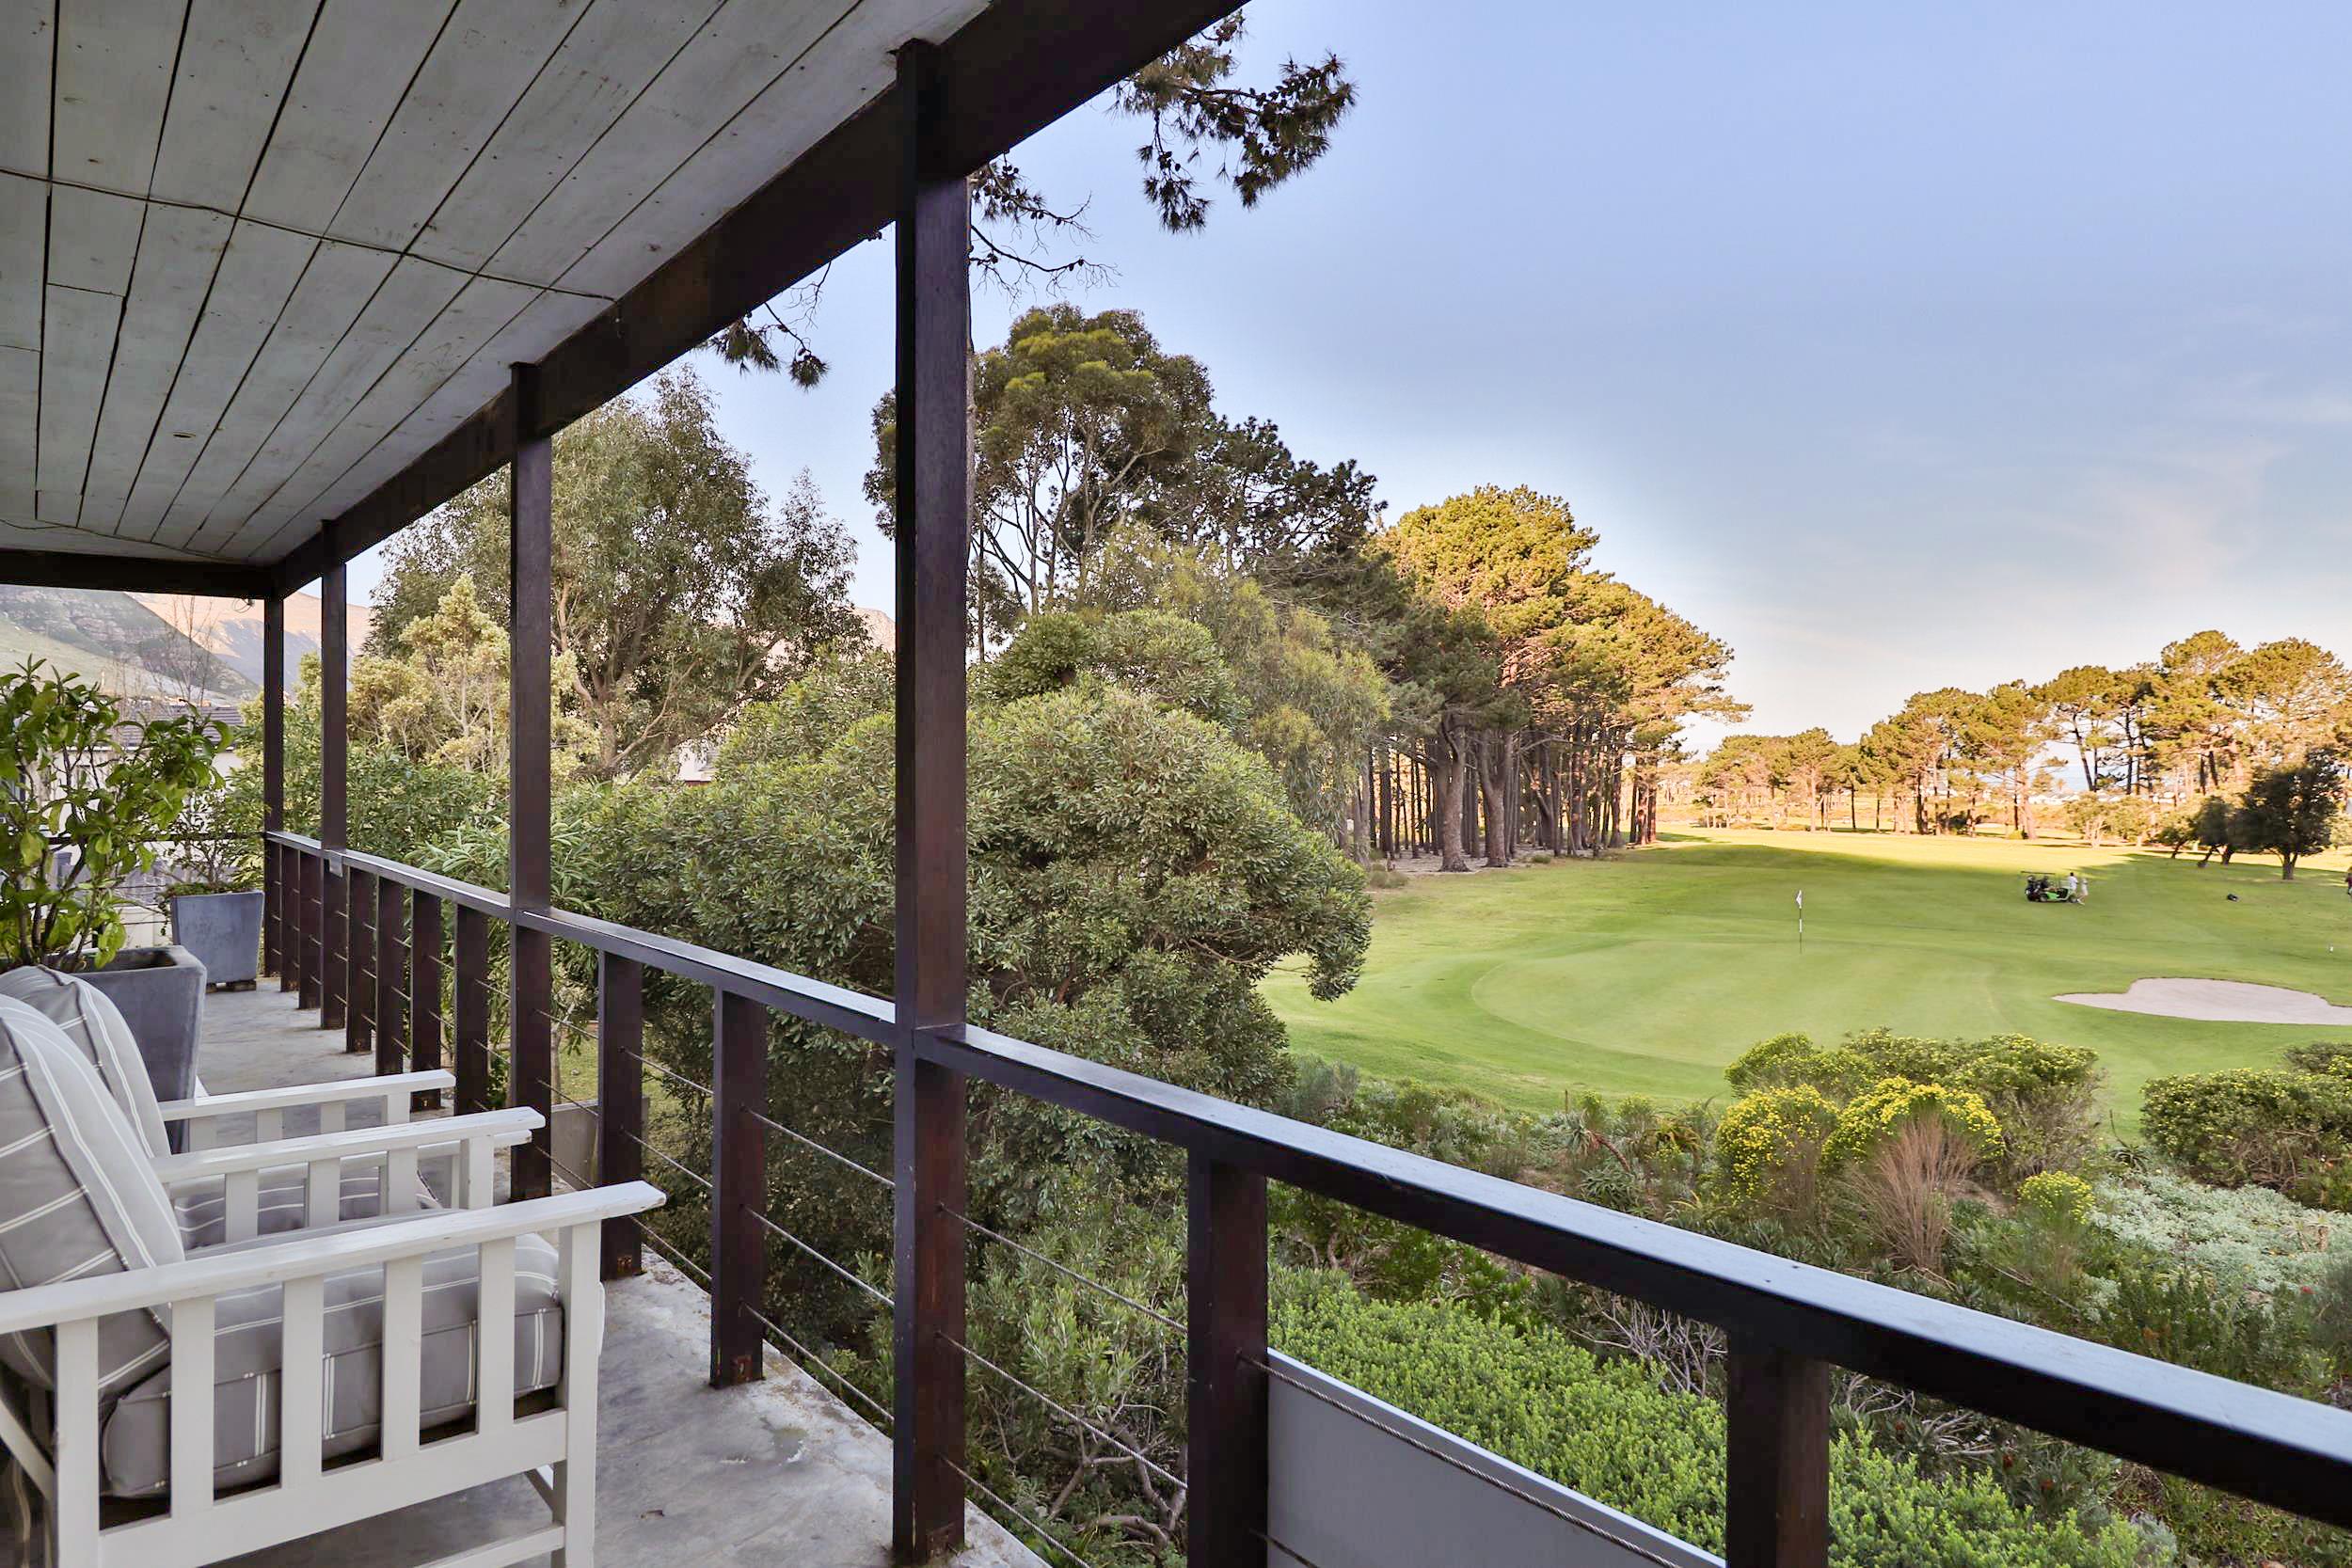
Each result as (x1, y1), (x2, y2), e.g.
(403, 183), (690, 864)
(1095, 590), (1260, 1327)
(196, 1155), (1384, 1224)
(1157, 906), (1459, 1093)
(3, 0), (1070, 586)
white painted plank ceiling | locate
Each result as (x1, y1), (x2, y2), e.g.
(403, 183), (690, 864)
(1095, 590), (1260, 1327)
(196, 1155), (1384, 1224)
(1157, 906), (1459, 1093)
(3, 0), (993, 568)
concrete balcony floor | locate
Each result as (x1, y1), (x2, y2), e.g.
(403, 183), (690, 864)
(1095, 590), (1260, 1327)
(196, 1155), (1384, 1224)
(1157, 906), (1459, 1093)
(138, 987), (1041, 1568)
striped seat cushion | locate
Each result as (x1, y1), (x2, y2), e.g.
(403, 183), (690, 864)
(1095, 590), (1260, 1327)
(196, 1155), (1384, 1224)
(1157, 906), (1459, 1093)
(0, 969), (168, 1159)
(171, 1167), (430, 1251)
(101, 1233), (565, 1498)
(0, 1000), (185, 1406)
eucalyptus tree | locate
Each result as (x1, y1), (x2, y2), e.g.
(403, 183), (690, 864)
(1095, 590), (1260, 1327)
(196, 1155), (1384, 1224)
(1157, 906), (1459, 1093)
(375, 368), (860, 780)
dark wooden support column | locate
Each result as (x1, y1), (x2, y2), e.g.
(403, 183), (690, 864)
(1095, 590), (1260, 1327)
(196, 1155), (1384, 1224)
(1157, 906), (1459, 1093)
(320, 549), (349, 1034)
(596, 955), (644, 1280)
(297, 848), (322, 1010)
(453, 905), (492, 1117)
(262, 594), (284, 981)
(375, 875), (408, 1077)
(710, 990), (768, 1386)
(508, 362), (554, 1201)
(890, 40), (972, 1563)
(346, 868), (376, 1054)
(410, 892), (444, 1110)
(1725, 1341), (1832, 1568)
(1186, 1152), (1269, 1565)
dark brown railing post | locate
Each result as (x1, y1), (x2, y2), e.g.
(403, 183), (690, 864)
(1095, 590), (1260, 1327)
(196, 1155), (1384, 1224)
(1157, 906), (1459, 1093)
(409, 891), (443, 1110)
(596, 955), (644, 1280)
(890, 38), (974, 1563)
(1186, 1151), (1269, 1564)
(322, 863), (348, 1033)
(711, 989), (767, 1386)
(279, 846), (298, 996)
(453, 904), (492, 1117)
(298, 849), (322, 1012)
(262, 592), (284, 983)
(1725, 1341), (1831, 1568)
(262, 841), (282, 983)
(508, 360), (555, 1202)
(320, 546), (348, 1035)
(375, 874), (407, 1077)
(346, 867), (376, 1055)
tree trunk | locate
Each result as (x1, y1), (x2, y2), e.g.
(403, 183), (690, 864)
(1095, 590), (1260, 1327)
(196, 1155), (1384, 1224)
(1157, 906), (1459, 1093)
(1479, 734), (1510, 867)
(1437, 722), (1472, 872)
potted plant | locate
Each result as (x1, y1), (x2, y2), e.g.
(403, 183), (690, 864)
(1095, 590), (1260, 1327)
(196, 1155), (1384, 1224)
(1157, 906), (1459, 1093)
(163, 781), (264, 990)
(0, 659), (227, 1105)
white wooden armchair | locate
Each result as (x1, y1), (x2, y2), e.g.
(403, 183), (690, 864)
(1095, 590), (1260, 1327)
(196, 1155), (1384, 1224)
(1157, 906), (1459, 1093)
(0, 1182), (664, 1568)
(0, 990), (665, 1567)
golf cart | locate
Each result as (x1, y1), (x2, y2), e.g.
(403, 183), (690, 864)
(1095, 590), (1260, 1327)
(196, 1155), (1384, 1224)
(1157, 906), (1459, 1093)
(2024, 872), (2086, 905)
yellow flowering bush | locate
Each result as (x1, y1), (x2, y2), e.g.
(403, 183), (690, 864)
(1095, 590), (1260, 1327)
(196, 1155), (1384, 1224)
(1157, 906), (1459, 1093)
(2018, 1170), (2096, 1227)
(1713, 1086), (1839, 1205)
(1823, 1078), (2004, 1170)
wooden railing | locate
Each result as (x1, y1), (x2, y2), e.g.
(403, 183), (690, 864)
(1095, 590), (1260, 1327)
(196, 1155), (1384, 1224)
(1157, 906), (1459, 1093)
(262, 829), (2352, 1564)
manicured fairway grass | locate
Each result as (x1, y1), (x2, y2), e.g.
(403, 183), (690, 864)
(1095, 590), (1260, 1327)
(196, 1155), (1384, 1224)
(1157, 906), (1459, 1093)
(1263, 829), (2352, 1130)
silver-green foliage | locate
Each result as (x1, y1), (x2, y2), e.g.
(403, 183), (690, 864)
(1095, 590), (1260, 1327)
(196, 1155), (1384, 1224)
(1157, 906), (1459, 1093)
(2093, 1172), (2348, 1298)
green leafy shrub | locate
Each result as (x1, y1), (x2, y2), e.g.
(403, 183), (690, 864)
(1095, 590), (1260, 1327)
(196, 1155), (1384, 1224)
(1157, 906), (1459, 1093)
(1, 658), (225, 968)
(1825, 1080), (2004, 1170)
(1274, 1275), (2149, 1567)
(2139, 1068), (2352, 1199)
(1713, 1085), (1838, 1209)
(2021, 1172), (2097, 1227)
(1726, 1028), (2096, 1183)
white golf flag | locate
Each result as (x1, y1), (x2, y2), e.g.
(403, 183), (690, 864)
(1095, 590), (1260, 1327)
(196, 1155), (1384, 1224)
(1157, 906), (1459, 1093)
(1795, 889), (1803, 910)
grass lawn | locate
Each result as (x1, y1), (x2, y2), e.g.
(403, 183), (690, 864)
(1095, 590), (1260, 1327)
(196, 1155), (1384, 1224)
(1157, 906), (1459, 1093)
(1263, 828), (2352, 1130)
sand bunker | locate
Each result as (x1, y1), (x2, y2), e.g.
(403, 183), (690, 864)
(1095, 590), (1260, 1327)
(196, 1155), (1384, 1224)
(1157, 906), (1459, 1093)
(2054, 977), (2352, 1025)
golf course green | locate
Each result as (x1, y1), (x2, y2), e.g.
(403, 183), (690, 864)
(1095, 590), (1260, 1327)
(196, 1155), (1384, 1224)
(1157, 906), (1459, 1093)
(1263, 828), (2352, 1129)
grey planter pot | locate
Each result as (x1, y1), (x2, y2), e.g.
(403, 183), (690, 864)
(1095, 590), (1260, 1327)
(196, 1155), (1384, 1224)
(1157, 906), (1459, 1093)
(81, 945), (207, 1148)
(170, 889), (264, 990)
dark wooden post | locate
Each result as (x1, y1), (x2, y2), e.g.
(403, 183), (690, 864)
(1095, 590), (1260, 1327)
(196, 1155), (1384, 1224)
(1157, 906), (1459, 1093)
(263, 841), (281, 984)
(347, 867), (376, 1055)
(1724, 1341), (1831, 1568)
(596, 955), (644, 1279)
(297, 848), (322, 1011)
(1186, 1152), (1269, 1564)
(711, 990), (768, 1386)
(508, 361), (555, 1201)
(375, 874), (407, 1077)
(262, 593), (284, 981)
(890, 39), (972, 1564)
(410, 891), (443, 1110)
(320, 550), (348, 1034)
(453, 905), (492, 1117)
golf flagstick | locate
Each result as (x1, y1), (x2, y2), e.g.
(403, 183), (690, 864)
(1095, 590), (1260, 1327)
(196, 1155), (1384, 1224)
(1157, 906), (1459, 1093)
(1796, 888), (1804, 950)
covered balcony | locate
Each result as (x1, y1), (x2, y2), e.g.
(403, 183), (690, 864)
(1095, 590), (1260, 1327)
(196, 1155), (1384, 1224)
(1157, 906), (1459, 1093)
(5, 3), (2352, 1567)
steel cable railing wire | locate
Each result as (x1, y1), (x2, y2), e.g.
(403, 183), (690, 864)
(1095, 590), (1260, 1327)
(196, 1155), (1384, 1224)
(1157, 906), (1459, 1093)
(744, 1208), (891, 1308)
(745, 1105), (892, 1189)
(937, 1204), (1182, 1335)
(944, 1457), (1104, 1568)
(637, 1222), (711, 1288)
(741, 1302), (894, 1427)
(623, 1128), (712, 1193)
(942, 1330), (1184, 1495)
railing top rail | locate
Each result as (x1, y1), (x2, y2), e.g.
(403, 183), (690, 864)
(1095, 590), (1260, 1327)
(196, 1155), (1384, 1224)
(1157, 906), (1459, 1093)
(263, 832), (896, 1045)
(264, 829), (2352, 1528)
(918, 1022), (2352, 1529)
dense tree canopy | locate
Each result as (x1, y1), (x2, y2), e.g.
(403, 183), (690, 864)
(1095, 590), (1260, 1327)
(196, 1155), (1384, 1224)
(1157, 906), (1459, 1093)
(1705, 628), (2352, 842)
(375, 368), (860, 779)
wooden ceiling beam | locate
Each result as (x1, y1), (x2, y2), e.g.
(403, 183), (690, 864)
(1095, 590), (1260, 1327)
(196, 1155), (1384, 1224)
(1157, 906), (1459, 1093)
(270, 0), (1244, 594)
(0, 546), (269, 599)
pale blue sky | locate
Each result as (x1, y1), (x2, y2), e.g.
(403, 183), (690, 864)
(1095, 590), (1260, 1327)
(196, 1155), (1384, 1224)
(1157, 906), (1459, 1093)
(357, 1), (2352, 742)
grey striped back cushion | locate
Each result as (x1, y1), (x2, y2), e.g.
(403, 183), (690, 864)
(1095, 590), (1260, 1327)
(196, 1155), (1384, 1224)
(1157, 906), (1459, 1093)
(0, 969), (168, 1158)
(0, 999), (185, 1403)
